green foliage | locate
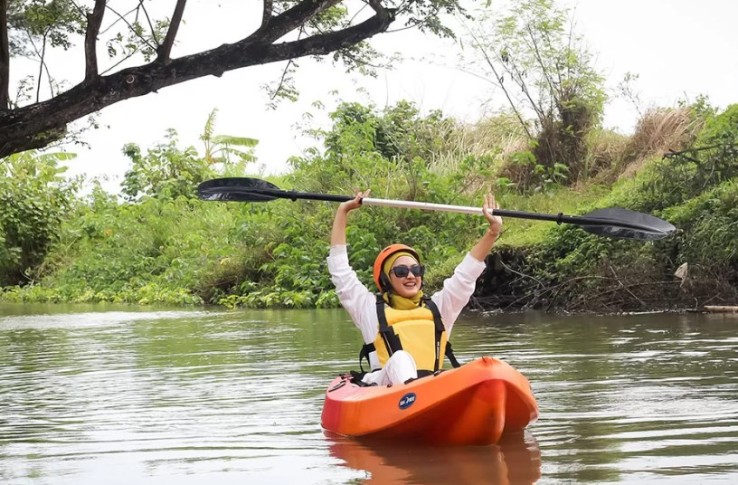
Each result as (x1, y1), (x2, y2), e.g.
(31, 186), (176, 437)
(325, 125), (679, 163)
(0, 151), (79, 285)
(287, 101), (492, 293)
(7, 0), (85, 54)
(317, 100), (456, 169)
(697, 103), (738, 145)
(11, 100), (494, 308)
(27, 194), (249, 305)
(663, 180), (738, 270)
(121, 129), (214, 201)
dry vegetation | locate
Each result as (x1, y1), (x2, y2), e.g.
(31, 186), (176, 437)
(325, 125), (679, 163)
(428, 107), (701, 194)
(618, 107), (704, 179)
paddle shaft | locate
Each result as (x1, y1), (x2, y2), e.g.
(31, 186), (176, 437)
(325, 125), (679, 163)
(197, 178), (676, 239)
(362, 198), (656, 231)
(240, 187), (660, 232)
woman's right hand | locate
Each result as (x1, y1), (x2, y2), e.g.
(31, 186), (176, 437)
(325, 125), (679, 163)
(338, 189), (370, 214)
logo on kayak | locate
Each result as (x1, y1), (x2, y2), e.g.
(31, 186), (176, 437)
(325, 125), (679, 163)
(399, 392), (416, 410)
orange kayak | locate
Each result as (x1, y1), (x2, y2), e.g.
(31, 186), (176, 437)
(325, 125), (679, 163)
(321, 356), (538, 445)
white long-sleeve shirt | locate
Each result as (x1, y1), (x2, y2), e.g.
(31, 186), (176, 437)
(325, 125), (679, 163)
(327, 244), (487, 370)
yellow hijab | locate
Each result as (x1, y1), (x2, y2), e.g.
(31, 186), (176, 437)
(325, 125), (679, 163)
(382, 251), (424, 309)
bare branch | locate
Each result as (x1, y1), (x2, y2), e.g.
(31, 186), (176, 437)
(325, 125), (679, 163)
(84, 0), (107, 82)
(466, 28), (533, 140)
(270, 26), (304, 100)
(100, 5), (137, 36)
(157, 0), (187, 63)
(22, 29), (57, 102)
(609, 264), (646, 307)
(496, 43), (545, 124)
(271, 58), (296, 100)
(41, 50), (55, 98)
(136, 0), (160, 45)
(525, 23), (559, 102)
(0, 0), (9, 109)
(35, 34), (47, 103)
(105, 4), (158, 52)
(100, 50), (139, 76)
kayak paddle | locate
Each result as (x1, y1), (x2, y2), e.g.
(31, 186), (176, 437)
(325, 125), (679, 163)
(198, 177), (676, 241)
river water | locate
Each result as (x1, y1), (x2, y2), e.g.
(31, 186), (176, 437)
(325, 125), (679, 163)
(1, 303), (737, 484)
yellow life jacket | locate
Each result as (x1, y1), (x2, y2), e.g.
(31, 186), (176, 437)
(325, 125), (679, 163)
(358, 296), (461, 376)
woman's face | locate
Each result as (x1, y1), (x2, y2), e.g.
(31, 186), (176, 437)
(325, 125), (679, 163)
(388, 255), (422, 298)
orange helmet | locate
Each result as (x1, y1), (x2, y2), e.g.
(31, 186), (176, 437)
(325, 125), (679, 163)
(373, 244), (421, 291)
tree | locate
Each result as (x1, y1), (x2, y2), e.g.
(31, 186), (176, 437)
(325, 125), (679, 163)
(0, 0), (463, 158)
(200, 108), (259, 173)
(463, 0), (606, 182)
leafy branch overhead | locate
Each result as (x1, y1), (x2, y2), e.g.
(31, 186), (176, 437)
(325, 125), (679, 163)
(0, 0), (463, 158)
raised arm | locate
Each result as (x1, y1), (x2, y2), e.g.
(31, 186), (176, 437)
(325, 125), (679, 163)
(330, 190), (369, 246)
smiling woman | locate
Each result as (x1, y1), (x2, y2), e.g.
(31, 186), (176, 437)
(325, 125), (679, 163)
(327, 190), (503, 386)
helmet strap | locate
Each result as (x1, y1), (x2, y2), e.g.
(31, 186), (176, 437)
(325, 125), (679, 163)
(379, 273), (392, 294)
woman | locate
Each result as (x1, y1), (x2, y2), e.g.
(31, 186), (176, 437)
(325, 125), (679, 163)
(327, 191), (503, 386)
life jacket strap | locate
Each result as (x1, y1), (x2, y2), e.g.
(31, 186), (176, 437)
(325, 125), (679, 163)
(359, 342), (375, 373)
(445, 341), (461, 369)
(421, 297), (444, 372)
(375, 294), (403, 358)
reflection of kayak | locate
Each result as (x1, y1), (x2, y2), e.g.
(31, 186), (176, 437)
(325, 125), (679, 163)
(327, 430), (541, 485)
(321, 356), (538, 445)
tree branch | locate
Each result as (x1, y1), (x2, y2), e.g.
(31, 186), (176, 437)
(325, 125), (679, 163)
(106, 4), (158, 52)
(251, 0), (343, 42)
(262, 0), (273, 28)
(0, 0), (9, 109)
(0, 5), (395, 158)
(157, 0), (187, 63)
(499, 44), (545, 124)
(525, 23), (559, 104)
(84, 0), (107, 82)
(467, 29), (533, 140)
(35, 32), (47, 103)
(136, 0), (160, 45)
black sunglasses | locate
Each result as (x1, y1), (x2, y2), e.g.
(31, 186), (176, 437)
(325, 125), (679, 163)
(390, 264), (425, 278)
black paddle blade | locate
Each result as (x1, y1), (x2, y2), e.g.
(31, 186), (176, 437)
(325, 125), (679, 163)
(579, 208), (676, 240)
(198, 177), (281, 202)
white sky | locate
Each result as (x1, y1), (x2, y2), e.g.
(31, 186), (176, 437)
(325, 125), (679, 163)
(50, 0), (738, 192)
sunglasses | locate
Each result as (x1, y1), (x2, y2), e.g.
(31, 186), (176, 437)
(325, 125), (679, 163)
(390, 264), (425, 278)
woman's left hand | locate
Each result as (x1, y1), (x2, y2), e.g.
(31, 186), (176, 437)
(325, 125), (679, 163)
(483, 193), (503, 239)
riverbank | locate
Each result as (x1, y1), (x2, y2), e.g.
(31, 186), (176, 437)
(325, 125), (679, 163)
(2, 103), (737, 312)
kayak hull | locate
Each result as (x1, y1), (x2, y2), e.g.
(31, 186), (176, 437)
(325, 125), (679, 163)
(321, 356), (538, 445)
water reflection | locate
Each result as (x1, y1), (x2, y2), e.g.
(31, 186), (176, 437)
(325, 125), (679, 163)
(328, 431), (541, 485)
